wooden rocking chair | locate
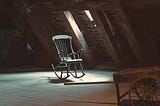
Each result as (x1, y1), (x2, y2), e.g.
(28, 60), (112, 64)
(51, 35), (85, 79)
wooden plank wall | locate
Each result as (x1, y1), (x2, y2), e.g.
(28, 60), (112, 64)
(119, 0), (160, 66)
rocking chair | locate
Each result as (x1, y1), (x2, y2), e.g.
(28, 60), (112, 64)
(51, 35), (85, 79)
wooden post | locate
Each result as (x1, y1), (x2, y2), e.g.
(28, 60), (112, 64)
(112, 0), (144, 65)
(91, 10), (122, 67)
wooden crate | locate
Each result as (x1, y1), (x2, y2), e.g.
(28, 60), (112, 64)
(113, 65), (160, 105)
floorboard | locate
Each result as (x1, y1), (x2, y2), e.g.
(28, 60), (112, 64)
(0, 69), (124, 106)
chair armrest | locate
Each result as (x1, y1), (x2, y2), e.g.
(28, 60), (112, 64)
(69, 49), (83, 58)
(69, 49), (83, 55)
(76, 49), (84, 54)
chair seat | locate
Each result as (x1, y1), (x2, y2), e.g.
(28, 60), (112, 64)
(65, 59), (83, 62)
(61, 57), (82, 62)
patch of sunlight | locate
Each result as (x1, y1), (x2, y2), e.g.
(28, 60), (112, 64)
(84, 10), (94, 21)
(82, 73), (112, 82)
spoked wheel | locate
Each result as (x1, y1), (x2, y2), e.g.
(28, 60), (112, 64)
(129, 77), (160, 106)
(51, 64), (70, 79)
(153, 80), (160, 103)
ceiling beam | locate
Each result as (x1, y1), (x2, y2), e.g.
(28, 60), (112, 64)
(29, 0), (113, 11)
(91, 10), (122, 67)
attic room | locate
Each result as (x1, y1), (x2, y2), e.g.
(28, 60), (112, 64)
(0, 0), (160, 106)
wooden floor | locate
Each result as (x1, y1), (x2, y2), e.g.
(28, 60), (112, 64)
(0, 69), (129, 106)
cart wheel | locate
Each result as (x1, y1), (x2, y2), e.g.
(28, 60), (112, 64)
(129, 77), (160, 106)
(153, 80), (160, 103)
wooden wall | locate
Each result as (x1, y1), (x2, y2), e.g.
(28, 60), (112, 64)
(120, 0), (160, 66)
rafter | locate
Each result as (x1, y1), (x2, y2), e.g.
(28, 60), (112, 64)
(27, 0), (113, 11)
(91, 10), (122, 67)
(13, 0), (58, 64)
(112, 0), (144, 65)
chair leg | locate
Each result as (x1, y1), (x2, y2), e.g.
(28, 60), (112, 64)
(51, 64), (70, 79)
(79, 62), (85, 75)
(74, 63), (78, 77)
(69, 62), (85, 78)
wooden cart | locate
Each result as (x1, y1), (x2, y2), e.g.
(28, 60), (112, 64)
(113, 65), (160, 106)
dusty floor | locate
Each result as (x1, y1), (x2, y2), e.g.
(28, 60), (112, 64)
(0, 69), (129, 106)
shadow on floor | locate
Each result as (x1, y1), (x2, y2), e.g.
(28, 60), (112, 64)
(48, 77), (74, 84)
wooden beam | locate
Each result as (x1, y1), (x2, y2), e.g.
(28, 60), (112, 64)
(112, 0), (144, 64)
(70, 10), (96, 65)
(37, 5), (113, 11)
(91, 10), (122, 67)
(31, 0), (113, 11)
(13, 0), (58, 64)
(60, 11), (95, 67)
(71, 10), (119, 66)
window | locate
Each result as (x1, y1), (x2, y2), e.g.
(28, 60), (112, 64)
(84, 10), (94, 21)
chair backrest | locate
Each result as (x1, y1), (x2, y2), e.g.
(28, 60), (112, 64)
(52, 35), (74, 62)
